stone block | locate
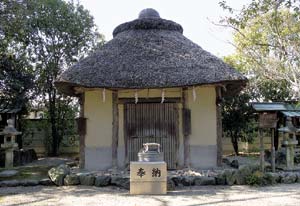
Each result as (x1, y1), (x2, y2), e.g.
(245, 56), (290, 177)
(215, 174), (226, 185)
(167, 177), (176, 191)
(223, 170), (236, 186)
(194, 177), (216, 186)
(95, 176), (111, 187)
(265, 172), (281, 184)
(130, 161), (167, 195)
(171, 176), (182, 186)
(130, 181), (167, 195)
(281, 173), (297, 184)
(111, 176), (129, 189)
(181, 176), (195, 186)
(79, 174), (95, 186)
(130, 162), (167, 181)
(295, 172), (300, 183)
(230, 160), (239, 169)
(48, 164), (70, 186)
(64, 174), (80, 185)
(39, 178), (54, 186)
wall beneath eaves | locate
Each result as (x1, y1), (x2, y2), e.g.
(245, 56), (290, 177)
(84, 90), (113, 170)
(83, 87), (217, 170)
(187, 87), (217, 168)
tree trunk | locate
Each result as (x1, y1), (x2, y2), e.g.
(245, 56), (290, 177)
(231, 134), (239, 156)
(49, 91), (58, 156)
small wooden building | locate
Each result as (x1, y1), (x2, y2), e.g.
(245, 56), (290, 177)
(56, 9), (246, 170)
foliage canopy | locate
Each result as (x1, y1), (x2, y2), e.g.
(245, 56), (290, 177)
(0, 0), (104, 155)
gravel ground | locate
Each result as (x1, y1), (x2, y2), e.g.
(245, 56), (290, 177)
(0, 184), (300, 206)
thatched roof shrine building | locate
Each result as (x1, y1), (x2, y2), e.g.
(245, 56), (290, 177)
(56, 8), (246, 170)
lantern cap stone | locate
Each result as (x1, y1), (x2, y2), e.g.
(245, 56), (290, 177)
(0, 119), (21, 136)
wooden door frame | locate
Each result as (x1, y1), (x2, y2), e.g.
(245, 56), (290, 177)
(122, 99), (180, 169)
(118, 97), (182, 104)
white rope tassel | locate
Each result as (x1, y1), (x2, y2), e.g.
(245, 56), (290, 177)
(192, 86), (197, 102)
(135, 89), (138, 104)
(102, 88), (106, 103)
(161, 89), (165, 103)
(222, 85), (227, 92)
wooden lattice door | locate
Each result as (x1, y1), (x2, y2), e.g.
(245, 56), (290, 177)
(124, 103), (179, 169)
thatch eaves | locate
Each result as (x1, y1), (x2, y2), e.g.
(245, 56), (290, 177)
(55, 8), (247, 96)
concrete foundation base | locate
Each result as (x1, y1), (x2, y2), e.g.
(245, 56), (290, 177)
(85, 147), (112, 170)
(190, 145), (217, 169)
(84, 144), (218, 170)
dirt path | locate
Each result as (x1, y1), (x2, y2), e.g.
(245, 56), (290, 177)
(0, 184), (299, 206)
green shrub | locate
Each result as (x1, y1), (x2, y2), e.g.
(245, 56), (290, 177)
(245, 171), (274, 186)
(246, 171), (264, 186)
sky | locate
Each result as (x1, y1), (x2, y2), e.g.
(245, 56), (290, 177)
(79, 0), (250, 57)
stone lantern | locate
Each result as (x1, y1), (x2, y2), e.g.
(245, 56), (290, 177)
(278, 117), (299, 170)
(0, 119), (21, 168)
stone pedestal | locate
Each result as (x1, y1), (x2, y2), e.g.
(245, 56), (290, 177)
(5, 148), (14, 168)
(130, 161), (167, 195)
(282, 140), (298, 170)
(1, 143), (18, 168)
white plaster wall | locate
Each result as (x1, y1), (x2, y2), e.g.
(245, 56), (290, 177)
(84, 90), (113, 148)
(83, 87), (217, 170)
(187, 86), (217, 168)
(188, 86), (217, 146)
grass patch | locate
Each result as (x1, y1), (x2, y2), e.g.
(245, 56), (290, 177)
(0, 165), (51, 181)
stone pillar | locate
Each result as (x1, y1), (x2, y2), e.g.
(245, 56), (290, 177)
(283, 138), (298, 170)
(5, 148), (14, 168)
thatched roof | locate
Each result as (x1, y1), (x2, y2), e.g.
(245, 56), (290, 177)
(55, 8), (247, 96)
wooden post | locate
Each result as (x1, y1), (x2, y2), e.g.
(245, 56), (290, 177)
(215, 87), (223, 167)
(259, 128), (265, 172)
(271, 128), (276, 172)
(274, 121), (279, 151)
(182, 88), (190, 167)
(124, 104), (129, 168)
(112, 91), (119, 168)
(79, 93), (85, 169)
